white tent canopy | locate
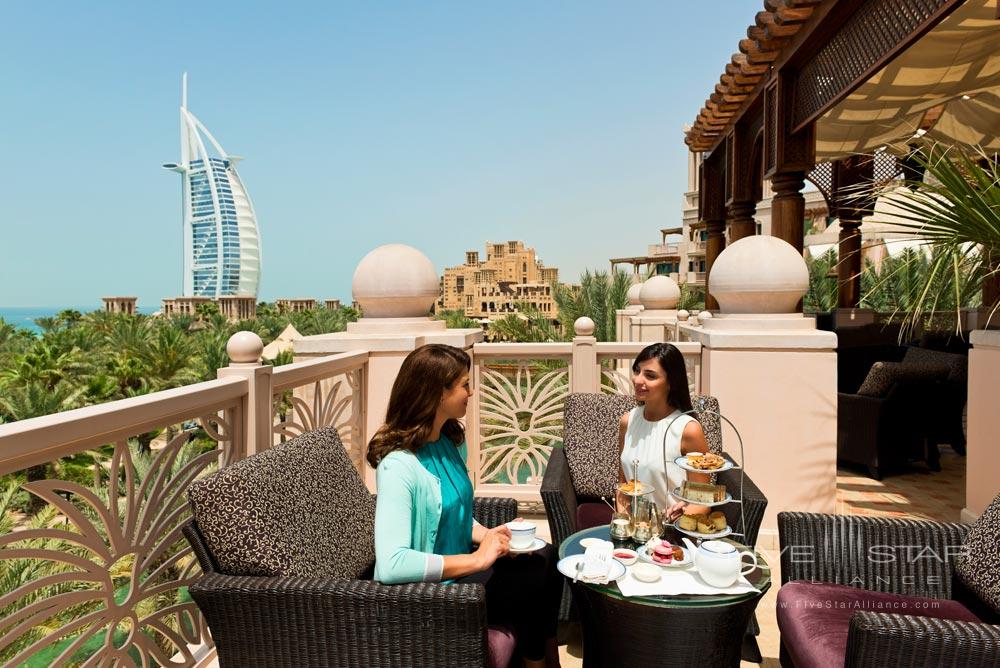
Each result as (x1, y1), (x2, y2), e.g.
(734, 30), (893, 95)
(815, 0), (1000, 159)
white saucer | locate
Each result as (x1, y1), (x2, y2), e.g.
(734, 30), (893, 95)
(637, 545), (693, 568)
(556, 555), (626, 582)
(509, 537), (546, 554)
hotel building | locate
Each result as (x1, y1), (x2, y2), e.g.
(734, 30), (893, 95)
(163, 74), (262, 299)
(439, 240), (559, 320)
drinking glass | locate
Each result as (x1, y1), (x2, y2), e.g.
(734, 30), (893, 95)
(609, 511), (633, 540)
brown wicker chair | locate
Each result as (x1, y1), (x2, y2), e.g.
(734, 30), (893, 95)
(777, 499), (1000, 667)
(183, 427), (518, 667)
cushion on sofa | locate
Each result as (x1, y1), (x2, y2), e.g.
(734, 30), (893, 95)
(903, 346), (967, 385)
(856, 360), (949, 397)
(956, 493), (1000, 616)
(563, 393), (635, 499)
(187, 427), (376, 579)
(777, 581), (980, 667)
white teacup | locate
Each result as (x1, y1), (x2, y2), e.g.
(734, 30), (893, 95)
(507, 520), (536, 549)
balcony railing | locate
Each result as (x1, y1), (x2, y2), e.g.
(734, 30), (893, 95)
(647, 242), (680, 256)
(0, 329), (700, 665)
(0, 344), (368, 667)
(687, 271), (707, 283)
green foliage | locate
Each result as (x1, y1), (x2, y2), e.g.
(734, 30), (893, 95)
(677, 282), (705, 312)
(433, 309), (481, 329)
(488, 302), (560, 342)
(552, 270), (631, 341)
(864, 145), (998, 335)
(804, 248), (839, 313)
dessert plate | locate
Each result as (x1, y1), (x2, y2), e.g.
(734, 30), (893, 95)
(556, 555), (626, 582)
(673, 455), (736, 474)
(636, 545), (693, 568)
(673, 520), (732, 540)
(671, 486), (733, 507)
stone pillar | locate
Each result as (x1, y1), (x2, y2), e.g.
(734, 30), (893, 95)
(218, 332), (273, 460)
(293, 244), (482, 490)
(616, 281), (644, 343)
(687, 235), (837, 546)
(570, 317), (599, 393)
(963, 330), (1000, 522)
(629, 276), (681, 342)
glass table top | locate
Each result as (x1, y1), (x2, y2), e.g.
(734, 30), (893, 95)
(558, 525), (771, 608)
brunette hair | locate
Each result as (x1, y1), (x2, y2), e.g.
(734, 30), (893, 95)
(632, 342), (693, 413)
(366, 344), (470, 468)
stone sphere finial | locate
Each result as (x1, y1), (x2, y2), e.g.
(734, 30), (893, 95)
(227, 331), (263, 364)
(699, 310), (713, 320)
(352, 244), (440, 318)
(627, 283), (643, 306)
(639, 275), (680, 310)
(574, 316), (595, 336)
(677, 309), (690, 321)
(708, 236), (809, 313)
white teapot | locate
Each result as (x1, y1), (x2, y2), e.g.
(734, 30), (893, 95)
(682, 538), (757, 588)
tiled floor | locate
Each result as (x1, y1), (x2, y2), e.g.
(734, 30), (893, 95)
(542, 445), (967, 667)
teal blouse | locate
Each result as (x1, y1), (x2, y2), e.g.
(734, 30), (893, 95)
(373, 439), (477, 584)
(415, 435), (474, 556)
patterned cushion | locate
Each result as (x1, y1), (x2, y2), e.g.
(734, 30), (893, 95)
(956, 492), (1000, 615)
(856, 360), (949, 397)
(562, 393), (635, 499)
(691, 395), (722, 455)
(188, 427), (376, 579)
(903, 346), (967, 385)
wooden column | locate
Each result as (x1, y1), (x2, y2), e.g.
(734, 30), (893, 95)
(700, 151), (727, 310)
(770, 171), (807, 252)
(831, 155), (876, 308)
(725, 123), (758, 242)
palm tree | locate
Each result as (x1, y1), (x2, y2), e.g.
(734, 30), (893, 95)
(871, 145), (999, 335)
(142, 325), (199, 390)
(488, 302), (559, 342)
(434, 309), (480, 329)
(804, 248), (839, 313)
(0, 341), (90, 390)
(553, 270), (631, 341)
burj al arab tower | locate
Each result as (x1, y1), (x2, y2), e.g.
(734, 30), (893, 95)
(163, 74), (262, 298)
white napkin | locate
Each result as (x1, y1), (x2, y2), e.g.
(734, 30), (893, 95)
(617, 566), (759, 598)
(580, 541), (613, 583)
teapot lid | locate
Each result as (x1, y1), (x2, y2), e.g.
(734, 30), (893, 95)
(700, 540), (736, 555)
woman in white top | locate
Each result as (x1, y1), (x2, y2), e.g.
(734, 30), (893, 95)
(618, 342), (710, 521)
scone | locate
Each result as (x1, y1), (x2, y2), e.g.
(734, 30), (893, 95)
(695, 514), (713, 534)
(709, 511), (727, 531)
(678, 514), (698, 531)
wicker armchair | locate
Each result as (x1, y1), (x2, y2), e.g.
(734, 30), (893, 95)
(777, 508), (1000, 667)
(184, 427), (518, 668)
(540, 393), (768, 621)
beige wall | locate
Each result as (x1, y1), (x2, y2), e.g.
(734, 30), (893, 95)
(698, 339), (838, 544)
(964, 330), (1000, 521)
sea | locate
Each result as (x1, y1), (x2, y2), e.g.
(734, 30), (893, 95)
(0, 306), (157, 335)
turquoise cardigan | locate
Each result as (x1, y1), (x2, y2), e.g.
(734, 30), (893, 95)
(374, 443), (473, 584)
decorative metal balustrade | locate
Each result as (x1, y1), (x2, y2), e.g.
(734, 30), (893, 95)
(0, 343), (368, 667)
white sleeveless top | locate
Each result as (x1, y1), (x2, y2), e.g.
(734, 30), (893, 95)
(620, 407), (695, 511)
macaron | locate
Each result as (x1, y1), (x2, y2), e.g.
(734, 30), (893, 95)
(651, 542), (674, 564)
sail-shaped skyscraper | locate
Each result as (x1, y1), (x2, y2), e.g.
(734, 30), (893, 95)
(163, 74), (262, 298)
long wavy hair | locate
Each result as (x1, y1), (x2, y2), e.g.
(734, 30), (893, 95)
(366, 344), (470, 468)
(632, 342), (693, 413)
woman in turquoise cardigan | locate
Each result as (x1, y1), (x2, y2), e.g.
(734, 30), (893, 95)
(369, 344), (561, 668)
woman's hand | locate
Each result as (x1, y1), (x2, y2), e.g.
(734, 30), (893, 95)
(475, 527), (510, 569)
(665, 501), (687, 522)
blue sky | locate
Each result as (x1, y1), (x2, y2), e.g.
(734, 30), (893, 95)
(0, 1), (760, 307)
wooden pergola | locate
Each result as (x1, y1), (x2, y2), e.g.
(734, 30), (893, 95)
(686, 0), (999, 310)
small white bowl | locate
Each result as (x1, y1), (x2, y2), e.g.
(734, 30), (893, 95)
(612, 548), (638, 566)
(631, 563), (661, 583)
